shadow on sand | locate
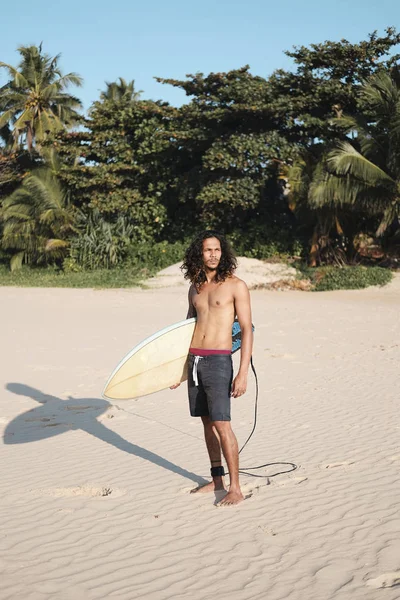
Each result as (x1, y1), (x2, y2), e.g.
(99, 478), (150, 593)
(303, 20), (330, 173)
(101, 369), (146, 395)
(4, 383), (207, 486)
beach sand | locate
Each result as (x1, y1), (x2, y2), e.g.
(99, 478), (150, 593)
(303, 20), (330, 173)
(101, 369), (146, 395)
(1, 279), (399, 599)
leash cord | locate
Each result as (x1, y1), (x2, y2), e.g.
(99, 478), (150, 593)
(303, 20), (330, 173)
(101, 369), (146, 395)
(234, 357), (298, 479)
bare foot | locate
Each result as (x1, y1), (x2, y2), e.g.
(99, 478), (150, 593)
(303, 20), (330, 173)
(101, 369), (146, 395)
(217, 489), (244, 506)
(190, 479), (226, 494)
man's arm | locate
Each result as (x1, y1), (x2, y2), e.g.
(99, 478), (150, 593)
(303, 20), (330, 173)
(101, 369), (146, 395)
(186, 285), (197, 319)
(232, 280), (253, 398)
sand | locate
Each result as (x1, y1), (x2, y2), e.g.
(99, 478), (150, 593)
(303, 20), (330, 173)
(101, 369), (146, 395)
(144, 257), (298, 289)
(1, 277), (399, 600)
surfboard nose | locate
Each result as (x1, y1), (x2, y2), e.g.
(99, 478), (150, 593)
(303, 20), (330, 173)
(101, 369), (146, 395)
(103, 318), (196, 400)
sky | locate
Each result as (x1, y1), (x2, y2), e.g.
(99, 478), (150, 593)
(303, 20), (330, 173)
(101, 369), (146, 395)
(1, 0), (399, 111)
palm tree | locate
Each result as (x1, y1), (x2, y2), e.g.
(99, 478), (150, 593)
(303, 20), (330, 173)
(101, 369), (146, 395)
(284, 148), (348, 266)
(100, 78), (142, 103)
(1, 167), (76, 270)
(310, 71), (400, 238)
(0, 44), (83, 151)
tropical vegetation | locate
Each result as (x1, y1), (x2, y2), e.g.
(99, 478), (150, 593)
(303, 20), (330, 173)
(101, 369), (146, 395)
(1, 30), (399, 289)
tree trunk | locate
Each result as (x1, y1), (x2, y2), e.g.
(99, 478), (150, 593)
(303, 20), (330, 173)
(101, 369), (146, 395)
(309, 226), (319, 267)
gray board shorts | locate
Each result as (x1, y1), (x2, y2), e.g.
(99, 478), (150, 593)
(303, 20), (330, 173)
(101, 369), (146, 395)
(187, 353), (233, 422)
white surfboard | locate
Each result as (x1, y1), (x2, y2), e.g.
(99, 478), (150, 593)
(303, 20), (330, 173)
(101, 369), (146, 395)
(103, 318), (196, 400)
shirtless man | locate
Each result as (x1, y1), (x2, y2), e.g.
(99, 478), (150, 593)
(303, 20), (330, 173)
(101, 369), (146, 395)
(172, 230), (253, 506)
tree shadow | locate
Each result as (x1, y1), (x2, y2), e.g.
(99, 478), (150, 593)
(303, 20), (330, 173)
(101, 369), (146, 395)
(4, 383), (207, 485)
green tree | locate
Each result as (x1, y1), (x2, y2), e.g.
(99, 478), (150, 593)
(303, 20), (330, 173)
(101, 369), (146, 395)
(100, 78), (142, 103)
(1, 167), (75, 269)
(310, 71), (400, 240)
(274, 28), (400, 263)
(156, 67), (295, 238)
(54, 96), (172, 241)
(0, 44), (83, 151)
(268, 27), (400, 145)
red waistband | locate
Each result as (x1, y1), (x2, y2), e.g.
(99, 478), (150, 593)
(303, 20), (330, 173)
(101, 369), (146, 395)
(189, 347), (231, 356)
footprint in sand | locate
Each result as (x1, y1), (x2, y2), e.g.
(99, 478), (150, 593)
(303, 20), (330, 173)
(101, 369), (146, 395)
(321, 461), (354, 469)
(275, 476), (307, 487)
(366, 571), (400, 589)
(97, 407), (127, 422)
(258, 525), (277, 536)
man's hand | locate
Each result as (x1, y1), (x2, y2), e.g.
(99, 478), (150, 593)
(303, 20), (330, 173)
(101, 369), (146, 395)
(231, 372), (247, 398)
(170, 383), (181, 390)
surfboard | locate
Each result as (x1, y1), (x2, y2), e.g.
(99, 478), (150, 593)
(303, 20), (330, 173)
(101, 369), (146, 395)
(103, 318), (254, 401)
(103, 318), (197, 400)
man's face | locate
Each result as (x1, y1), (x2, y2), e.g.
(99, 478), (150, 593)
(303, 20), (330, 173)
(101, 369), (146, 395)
(202, 237), (222, 270)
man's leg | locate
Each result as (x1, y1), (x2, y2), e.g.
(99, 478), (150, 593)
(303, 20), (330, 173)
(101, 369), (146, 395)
(212, 420), (244, 506)
(190, 415), (226, 493)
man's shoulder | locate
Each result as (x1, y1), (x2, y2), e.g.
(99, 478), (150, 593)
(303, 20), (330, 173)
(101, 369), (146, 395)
(225, 275), (248, 290)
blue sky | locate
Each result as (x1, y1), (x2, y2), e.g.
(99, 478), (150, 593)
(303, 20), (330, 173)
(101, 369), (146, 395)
(1, 0), (399, 110)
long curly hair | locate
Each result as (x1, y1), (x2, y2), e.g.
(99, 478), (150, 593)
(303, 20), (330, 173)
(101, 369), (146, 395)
(181, 230), (237, 289)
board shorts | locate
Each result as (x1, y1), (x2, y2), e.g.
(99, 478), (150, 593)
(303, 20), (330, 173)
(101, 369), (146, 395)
(187, 349), (233, 422)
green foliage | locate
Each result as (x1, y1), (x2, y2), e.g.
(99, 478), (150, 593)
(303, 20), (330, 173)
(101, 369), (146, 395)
(0, 148), (34, 199)
(0, 264), (144, 287)
(1, 167), (75, 269)
(156, 67), (292, 232)
(300, 265), (393, 291)
(285, 63), (400, 265)
(70, 210), (135, 269)
(309, 72), (400, 242)
(100, 78), (142, 103)
(55, 98), (169, 239)
(2, 30), (400, 279)
(229, 224), (305, 259)
(69, 213), (185, 272)
(268, 27), (400, 144)
(126, 240), (187, 271)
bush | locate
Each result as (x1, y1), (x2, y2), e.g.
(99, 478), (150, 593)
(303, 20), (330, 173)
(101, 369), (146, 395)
(126, 240), (187, 272)
(300, 265), (393, 291)
(229, 225), (306, 260)
(70, 211), (134, 270)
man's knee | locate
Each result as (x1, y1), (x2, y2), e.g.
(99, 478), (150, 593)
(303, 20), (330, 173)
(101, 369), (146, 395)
(211, 420), (232, 435)
(201, 415), (212, 427)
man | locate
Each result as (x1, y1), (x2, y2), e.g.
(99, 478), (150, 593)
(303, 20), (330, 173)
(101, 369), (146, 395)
(172, 230), (253, 506)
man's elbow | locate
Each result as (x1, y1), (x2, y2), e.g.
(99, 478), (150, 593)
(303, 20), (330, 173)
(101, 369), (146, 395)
(240, 323), (253, 336)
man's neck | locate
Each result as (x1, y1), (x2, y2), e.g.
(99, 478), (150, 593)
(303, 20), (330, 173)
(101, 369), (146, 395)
(204, 268), (217, 284)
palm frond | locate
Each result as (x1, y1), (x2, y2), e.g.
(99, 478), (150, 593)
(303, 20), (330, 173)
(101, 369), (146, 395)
(328, 142), (395, 187)
(376, 204), (399, 236)
(361, 71), (399, 117)
(12, 109), (35, 132)
(309, 171), (363, 207)
(56, 73), (83, 89)
(0, 108), (18, 129)
(0, 62), (29, 88)
(35, 112), (60, 141)
(393, 104), (400, 139)
(45, 238), (70, 252)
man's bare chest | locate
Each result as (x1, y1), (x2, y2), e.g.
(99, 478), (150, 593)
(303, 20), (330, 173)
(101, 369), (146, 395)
(193, 285), (233, 313)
